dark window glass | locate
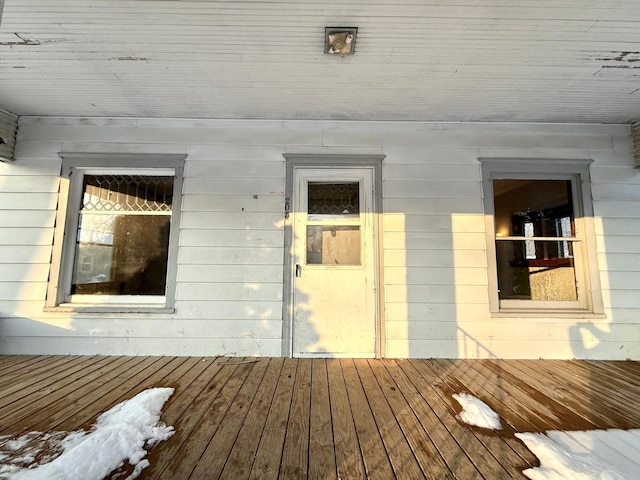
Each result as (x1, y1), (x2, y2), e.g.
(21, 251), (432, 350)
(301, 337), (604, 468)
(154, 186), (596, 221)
(308, 182), (359, 216)
(71, 175), (173, 296)
(493, 179), (578, 301)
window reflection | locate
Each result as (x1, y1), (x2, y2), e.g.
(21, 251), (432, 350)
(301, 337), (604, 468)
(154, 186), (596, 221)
(493, 179), (578, 301)
(71, 175), (173, 296)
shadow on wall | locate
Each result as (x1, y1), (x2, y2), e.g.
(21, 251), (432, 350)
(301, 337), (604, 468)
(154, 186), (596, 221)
(569, 212), (639, 361)
(0, 317), (75, 355)
(569, 322), (616, 359)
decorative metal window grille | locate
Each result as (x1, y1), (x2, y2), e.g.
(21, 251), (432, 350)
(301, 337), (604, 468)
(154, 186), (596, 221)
(80, 175), (173, 212)
(308, 182), (359, 215)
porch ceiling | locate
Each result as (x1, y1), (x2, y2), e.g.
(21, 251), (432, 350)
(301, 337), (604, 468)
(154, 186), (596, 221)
(0, 1), (639, 123)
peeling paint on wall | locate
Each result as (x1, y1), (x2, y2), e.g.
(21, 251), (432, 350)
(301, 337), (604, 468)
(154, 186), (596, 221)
(109, 56), (150, 62)
(598, 51), (640, 63)
(596, 51), (640, 70)
(0, 32), (41, 45)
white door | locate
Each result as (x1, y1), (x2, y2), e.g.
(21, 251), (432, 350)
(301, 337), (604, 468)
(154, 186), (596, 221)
(291, 168), (377, 357)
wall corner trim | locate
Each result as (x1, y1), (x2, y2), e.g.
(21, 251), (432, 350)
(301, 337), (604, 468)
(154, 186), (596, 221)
(0, 107), (18, 162)
(632, 122), (640, 168)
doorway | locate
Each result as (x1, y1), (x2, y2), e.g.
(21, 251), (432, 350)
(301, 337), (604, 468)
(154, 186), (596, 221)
(287, 163), (380, 357)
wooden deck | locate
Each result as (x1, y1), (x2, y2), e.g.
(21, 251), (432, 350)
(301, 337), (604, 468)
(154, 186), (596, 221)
(1, 356), (639, 479)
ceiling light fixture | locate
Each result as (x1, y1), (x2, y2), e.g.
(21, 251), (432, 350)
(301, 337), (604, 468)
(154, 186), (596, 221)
(325, 27), (357, 56)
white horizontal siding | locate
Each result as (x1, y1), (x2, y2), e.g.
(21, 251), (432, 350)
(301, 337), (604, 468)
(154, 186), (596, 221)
(177, 265), (283, 284)
(0, 227), (54, 245)
(0, 155), (57, 309)
(180, 230), (283, 248)
(384, 249), (488, 268)
(0, 118), (638, 360)
(175, 283), (283, 302)
(590, 146), (640, 351)
(0, 281), (47, 301)
(178, 247), (283, 265)
(182, 194), (283, 213)
(384, 267), (488, 286)
(0, 337), (282, 357)
(180, 212), (283, 231)
(0, 210), (56, 227)
(0, 175), (59, 193)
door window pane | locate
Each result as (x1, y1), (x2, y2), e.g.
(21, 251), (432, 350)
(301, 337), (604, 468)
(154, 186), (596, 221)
(308, 182), (359, 218)
(307, 226), (361, 265)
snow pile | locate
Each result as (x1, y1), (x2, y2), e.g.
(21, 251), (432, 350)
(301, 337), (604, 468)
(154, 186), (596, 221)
(517, 429), (640, 480)
(0, 387), (175, 480)
(451, 393), (640, 477)
(453, 392), (502, 430)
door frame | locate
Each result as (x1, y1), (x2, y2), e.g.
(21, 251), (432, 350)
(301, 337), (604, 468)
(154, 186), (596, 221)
(282, 154), (385, 358)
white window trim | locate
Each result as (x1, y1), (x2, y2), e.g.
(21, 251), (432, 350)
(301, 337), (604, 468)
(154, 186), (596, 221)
(45, 153), (186, 313)
(479, 158), (605, 317)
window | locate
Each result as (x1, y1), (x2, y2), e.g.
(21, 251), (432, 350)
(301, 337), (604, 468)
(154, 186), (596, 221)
(306, 182), (361, 265)
(46, 154), (186, 312)
(480, 159), (604, 315)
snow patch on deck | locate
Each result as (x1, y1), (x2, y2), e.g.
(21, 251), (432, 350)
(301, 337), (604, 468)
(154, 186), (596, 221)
(453, 392), (502, 430)
(517, 429), (640, 480)
(0, 387), (174, 480)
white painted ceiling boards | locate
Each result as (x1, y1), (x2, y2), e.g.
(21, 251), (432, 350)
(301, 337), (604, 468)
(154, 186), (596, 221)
(0, 1), (639, 123)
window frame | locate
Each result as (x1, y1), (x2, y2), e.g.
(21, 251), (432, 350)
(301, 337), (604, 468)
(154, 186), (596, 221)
(45, 153), (186, 313)
(479, 158), (604, 317)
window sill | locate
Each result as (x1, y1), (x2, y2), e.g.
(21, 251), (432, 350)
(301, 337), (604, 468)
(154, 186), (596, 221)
(491, 310), (607, 319)
(44, 304), (175, 314)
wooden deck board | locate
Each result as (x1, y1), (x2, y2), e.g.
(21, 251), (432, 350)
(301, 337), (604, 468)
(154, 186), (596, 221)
(483, 359), (599, 430)
(425, 360), (537, 475)
(308, 359), (337, 480)
(150, 357), (234, 479)
(504, 359), (629, 430)
(326, 359), (366, 480)
(551, 360), (640, 407)
(340, 358), (395, 480)
(0, 355), (61, 378)
(0, 356), (108, 421)
(370, 359), (454, 480)
(355, 358), (426, 479)
(448, 359), (539, 432)
(0, 356), (139, 433)
(459, 359), (556, 432)
(0, 355), (85, 393)
(279, 358), (311, 479)
(0, 357), (638, 480)
(157, 360), (254, 480)
(413, 360), (518, 480)
(189, 357), (271, 479)
(221, 358), (285, 479)
(248, 358), (296, 480)
(386, 359), (479, 480)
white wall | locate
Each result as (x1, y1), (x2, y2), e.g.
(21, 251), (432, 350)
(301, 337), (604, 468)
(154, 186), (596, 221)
(0, 118), (638, 359)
